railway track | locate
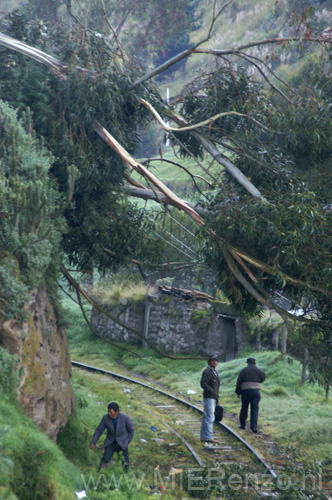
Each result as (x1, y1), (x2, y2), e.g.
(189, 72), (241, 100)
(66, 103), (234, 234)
(72, 360), (280, 497)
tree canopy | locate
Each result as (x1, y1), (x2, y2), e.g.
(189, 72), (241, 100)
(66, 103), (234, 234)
(0, 0), (331, 335)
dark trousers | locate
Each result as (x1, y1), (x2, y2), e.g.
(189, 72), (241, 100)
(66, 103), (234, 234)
(240, 389), (261, 430)
(100, 441), (129, 468)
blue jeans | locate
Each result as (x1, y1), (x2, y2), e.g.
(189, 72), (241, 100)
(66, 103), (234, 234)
(200, 398), (216, 441)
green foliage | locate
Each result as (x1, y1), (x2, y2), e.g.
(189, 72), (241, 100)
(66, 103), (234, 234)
(0, 397), (83, 500)
(0, 348), (19, 395)
(270, 62), (332, 204)
(0, 257), (28, 319)
(0, 13), (165, 274)
(296, 324), (332, 400)
(270, 386), (289, 397)
(180, 58), (332, 317)
(91, 280), (156, 305)
(1, 0), (331, 328)
(192, 309), (210, 321)
(57, 389), (94, 466)
(0, 100), (66, 315)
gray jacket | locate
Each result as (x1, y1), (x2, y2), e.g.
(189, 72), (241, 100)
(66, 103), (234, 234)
(91, 412), (135, 449)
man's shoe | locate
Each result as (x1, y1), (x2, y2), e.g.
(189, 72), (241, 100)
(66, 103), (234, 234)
(239, 426), (245, 430)
(201, 438), (218, 444)
(98, 460), (107, 472)
(251, 428), (257, 433)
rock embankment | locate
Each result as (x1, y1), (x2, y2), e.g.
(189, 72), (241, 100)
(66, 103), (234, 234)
(0, 283), (74, 440)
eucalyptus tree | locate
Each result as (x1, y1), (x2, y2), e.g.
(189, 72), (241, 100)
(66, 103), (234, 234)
(0, 0), (331, 344)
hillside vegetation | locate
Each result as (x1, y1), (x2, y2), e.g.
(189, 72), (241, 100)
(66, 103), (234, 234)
(159, 0), (332, 93)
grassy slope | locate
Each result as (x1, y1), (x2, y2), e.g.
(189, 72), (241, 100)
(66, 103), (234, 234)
(0, 395), (83, 500)
(161, 0), (332, 97)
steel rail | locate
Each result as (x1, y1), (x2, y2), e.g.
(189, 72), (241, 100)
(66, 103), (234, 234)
(145, 408), (205, 467)
(72, 360), (277, 479)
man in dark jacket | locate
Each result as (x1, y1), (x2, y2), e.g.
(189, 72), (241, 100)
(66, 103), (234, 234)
(235, 357), (266, 433)
(90, 402), (135, 471)
(200, 354), (220, 443)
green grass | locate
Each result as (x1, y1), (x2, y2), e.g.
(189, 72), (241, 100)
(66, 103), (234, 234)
(0, 395), (83, 500)
(91, 281), (156, 305)
(134, 148), (223, 198)
(57, 370), (199, 500)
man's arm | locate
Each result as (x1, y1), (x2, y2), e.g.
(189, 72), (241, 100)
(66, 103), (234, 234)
(200, 370), (213, 392)
(259, 368), (266, 383)
(90, 416), (106, 448)
(126, 416), (135, 444)
(235, 371), (243, 395)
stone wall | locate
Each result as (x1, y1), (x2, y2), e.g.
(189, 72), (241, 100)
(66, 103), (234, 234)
(0, 283), (74, 440)
(91, 288), (248, 359)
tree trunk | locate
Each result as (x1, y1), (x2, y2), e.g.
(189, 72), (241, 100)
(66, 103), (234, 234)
(301, 348), (308, 385)
(272, 329), (279, 351)
(86, 269), (94, 293)
(281, 326), (287, 357)
(325, 383), (329, 402)
(255, 327), (262, 352)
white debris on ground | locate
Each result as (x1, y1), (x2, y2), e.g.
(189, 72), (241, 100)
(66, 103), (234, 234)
(75, 491), (87, 499)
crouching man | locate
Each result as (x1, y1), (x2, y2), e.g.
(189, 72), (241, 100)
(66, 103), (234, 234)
(90, 402), (134, 471)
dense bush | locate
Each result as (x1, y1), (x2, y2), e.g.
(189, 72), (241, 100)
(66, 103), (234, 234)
(0, 100), (66, 316)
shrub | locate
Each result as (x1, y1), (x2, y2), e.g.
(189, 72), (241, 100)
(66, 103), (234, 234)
(270, 386), (289, 397)
(0, 348), (19, 395)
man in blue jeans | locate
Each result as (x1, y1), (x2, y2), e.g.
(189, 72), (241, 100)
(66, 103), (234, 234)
(235, 357), (266, 433)
(200, 354), (220, 443)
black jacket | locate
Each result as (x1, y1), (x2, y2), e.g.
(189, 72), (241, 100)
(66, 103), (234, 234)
(235, 364), (266, 395)
(200, 365), (220, 399)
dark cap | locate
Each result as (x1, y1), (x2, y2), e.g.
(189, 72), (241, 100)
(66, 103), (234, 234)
(208, 354), (218, 361)
(247, 357), (256, 364)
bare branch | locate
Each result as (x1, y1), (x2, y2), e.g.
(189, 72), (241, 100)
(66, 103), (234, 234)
(229, 247), (332, 298)
(141, 157), (211, 196)
(211, 137), (292, 185)
(141, 98), (248, 132)
(235, 51), (292, 103)
(220, 244), (332, 328)
(168, 131), (218, 183)
(169, 111), (267, 202)
(131, 34), (332, 89)
(123, 186), (209, 215)
(142, 97), (280, 135)
(94, 121), (205, 226)
(139, 99), (267, 201)
(0, 32), (69, 77)
(130, 0), (234, 89)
